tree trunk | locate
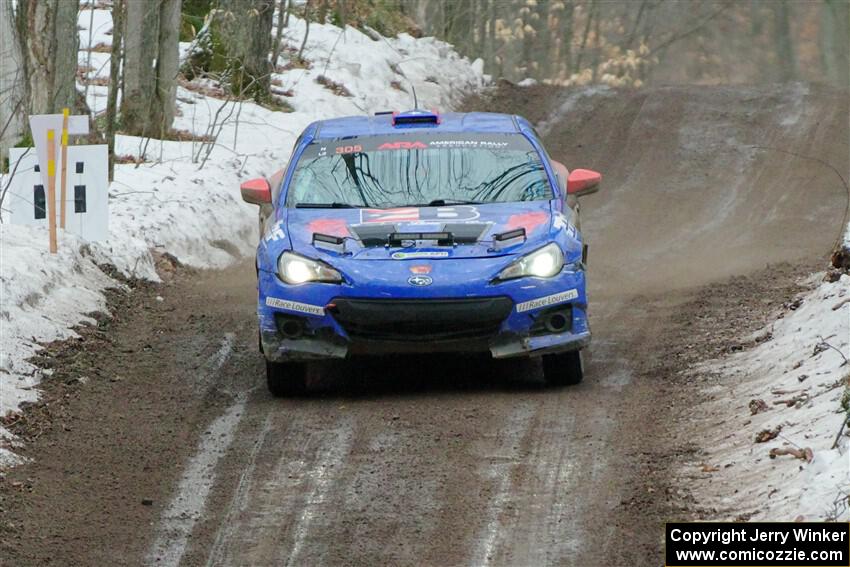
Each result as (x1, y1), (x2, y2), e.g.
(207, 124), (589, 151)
(15, 0), (79, 115)
(626, 0), (648, 50)
(271, 0), (288, 69)
(534, 0), (550, 79)
(820, 0), (849, 87)
(216, 0), (275, 101)
(475, 0), (485, 52)
(157, 0), (181, 135)
(122, 0), (181, 136)
(590, 4), (601, 80)
(484, 0), (494, 56)
(575, 0), (596, 73)
(298, 0), (311, 62)
(106, 0), (125, 180)
(562, 0), (574, 77)
(520, 2), (534, 78)
(0, 0), (27, 163)
(121, 0), (159, 135)
(773, 0), (797, 82)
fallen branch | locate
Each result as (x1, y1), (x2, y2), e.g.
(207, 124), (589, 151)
(833, 416), (849, 450)
(816, 335), (849, 366)
(769, 446), (814, 463)
(772, 394), (808, 408)
(771, 388), (804, 396)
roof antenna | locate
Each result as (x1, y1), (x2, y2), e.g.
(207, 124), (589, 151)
(410, 82), (419, 109)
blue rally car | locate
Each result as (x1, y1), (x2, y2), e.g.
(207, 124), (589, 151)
(240, 109), (601, 395)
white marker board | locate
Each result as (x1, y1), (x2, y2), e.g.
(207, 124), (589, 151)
(6, 145), (109, 242)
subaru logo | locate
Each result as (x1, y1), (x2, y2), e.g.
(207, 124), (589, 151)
(407, 275), (433, 286)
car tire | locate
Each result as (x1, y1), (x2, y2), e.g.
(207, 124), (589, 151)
(542, 350), (583, 386)
(266, 360), (308, 396)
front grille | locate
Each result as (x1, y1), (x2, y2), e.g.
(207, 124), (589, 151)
(330, 297), (513, 341)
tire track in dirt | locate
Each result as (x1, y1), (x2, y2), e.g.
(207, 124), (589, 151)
(468, 402), (536, 567)
(204, 412), (273, 567)
(146, 396), (244, 566)
(281, 417), (356, 566)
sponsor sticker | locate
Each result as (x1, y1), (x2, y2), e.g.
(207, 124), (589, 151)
(299, 133), (536, 159)
(361, 205), (480, 224)
(264, 222), (286, 242)
(504, 211), (550, 234)
(378, 141), (428, 150)
(552, 213), (569, 229)
(307, 217), (350, 237)
(265, 296), (325, 316)
(428, 140), (509, 149)
(515, 289), (578, 313)
(391, 251), (450, 260)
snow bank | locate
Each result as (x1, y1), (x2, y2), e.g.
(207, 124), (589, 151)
(0, 10), (486, 465)
(689, 273), (850, 520)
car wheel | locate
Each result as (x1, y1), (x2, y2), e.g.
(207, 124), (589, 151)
(266, 360), (308, 396)
(542, 350), (583, 386)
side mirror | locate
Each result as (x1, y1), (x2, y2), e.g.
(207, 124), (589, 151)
(240, 177), (272, 205)
(567, 169), (601, 196)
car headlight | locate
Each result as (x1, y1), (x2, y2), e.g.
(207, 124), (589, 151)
(277, 252), (342, 284)
(496, 243), (565, 281)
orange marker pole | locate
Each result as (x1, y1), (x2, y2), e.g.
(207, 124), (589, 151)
(60, 108), (69, 229)
(46, 129), (58, 254)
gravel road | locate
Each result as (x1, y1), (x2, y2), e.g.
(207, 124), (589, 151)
(1, 84), (846, 566)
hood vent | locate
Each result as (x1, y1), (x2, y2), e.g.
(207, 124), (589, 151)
(349, 222), (490, 247)
(312, 232), (346, 253)
(492, 228), (527, 251)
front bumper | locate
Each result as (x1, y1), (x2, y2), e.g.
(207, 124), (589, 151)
(257, 265), (591, 362)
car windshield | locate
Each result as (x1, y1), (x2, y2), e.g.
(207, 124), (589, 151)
(286, 133), (552, 208)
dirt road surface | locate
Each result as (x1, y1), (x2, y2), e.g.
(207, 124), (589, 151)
(1, 84), (847, 566)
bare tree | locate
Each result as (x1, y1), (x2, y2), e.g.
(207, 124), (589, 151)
(15, 0), (79, 115)
(0, 0), (27, 164)
(271, 0), (289, 69)
(561, 0), (575, 76)
(216, 0), (275, 102)
(820, 0), (849, 88)
(121, 0), (181, 136)
(298, 0), (312, 62)
(772, 0), (797, 82)
(533, 0), (551, 79)
(106, 0), (125, 180)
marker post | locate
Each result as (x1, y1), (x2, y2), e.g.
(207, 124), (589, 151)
(59, 108), (69, 229)
(46, 129), (58, 253)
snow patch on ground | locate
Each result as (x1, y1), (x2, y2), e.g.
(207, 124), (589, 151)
(0, 14), (485, 465)
(688, 274), (850, 520)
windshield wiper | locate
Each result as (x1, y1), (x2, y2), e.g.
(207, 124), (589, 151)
(420, 198), (484, 207)
(295, 202), (356, 209)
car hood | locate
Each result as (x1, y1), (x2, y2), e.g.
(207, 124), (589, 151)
(285, 201), (556, 260)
